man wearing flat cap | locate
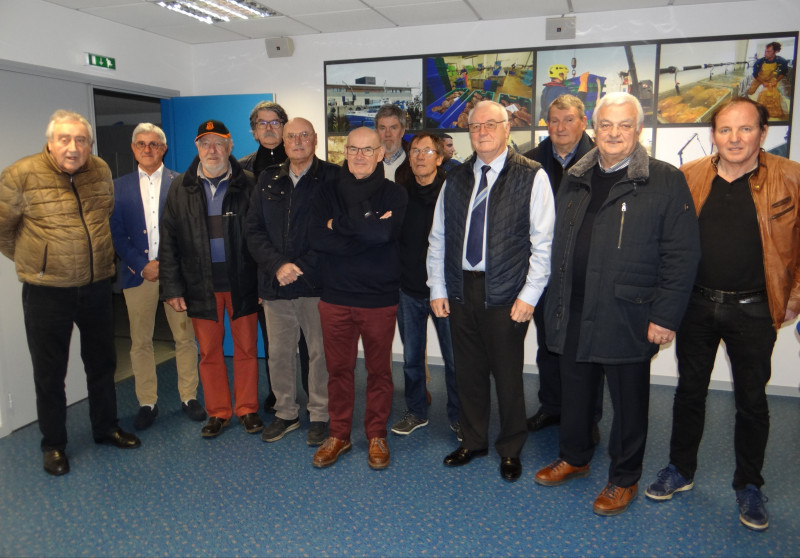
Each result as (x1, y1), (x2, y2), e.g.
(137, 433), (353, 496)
(160, 120), (262, 439)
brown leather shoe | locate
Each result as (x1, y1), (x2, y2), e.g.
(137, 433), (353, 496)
(593, 482), (638, 516)
(535, 458), (590, 486)
(367, 437), (390, 470)
(312, 437), (352, 468)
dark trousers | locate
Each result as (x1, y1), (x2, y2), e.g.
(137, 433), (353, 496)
(22, 281), (119, 452)
(670, 294), (775, 490)
(533, 290), (603, 422)
(319, 301), (397, 440)
(559, 309), (650, 487)
(449, 272), (528, 458)
(258, 305), (309, 397)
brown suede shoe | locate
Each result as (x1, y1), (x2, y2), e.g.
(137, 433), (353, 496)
(593, 482), (638, 516)
(367, 437), (390, 470)
(312, 437), (352, 468)
(535, 458), (590, 486)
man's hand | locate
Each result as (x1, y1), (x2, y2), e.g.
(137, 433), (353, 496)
(166, 297), (187, 312)
(380, 211), (392, 220)
(430, 298), (450, 318)
(784, 308), (798, 323)
(276, 263), (303, 287)
(142, 260), (159, 282)
(647, 322), (675, 345)
(510, 299), (534, 323)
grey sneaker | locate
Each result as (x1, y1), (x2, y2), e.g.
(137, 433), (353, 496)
(391, 411), (429, 435)
(736, 484), (769, 531)
(307, 421), (329, 446)
(261, 417), (299, 442)
(645, 464), (694, 501)
(450, 421), (463, 442)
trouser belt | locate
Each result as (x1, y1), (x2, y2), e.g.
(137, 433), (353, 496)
(693, 285), (767, 304)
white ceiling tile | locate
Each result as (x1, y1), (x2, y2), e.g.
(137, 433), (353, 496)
(82, 3), (207, 28)
(142, 23), (251, 44)
(293, 9), (396, 33)
(363, 0), (458, 7)
(469, 0), (568, 20)
(259, 0), (366, 16)
(571, 0), (668, 12)
(377, 1), (475, 27)
(41, 0), (134, 7)
(217, 16), (321, 39)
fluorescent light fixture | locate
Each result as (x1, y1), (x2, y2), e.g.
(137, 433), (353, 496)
(155, 0), (276, 24)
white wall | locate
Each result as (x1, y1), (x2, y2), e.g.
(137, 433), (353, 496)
(0, 0), (798, 397)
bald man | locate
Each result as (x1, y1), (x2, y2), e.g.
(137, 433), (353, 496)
(308, 127), (408, 470)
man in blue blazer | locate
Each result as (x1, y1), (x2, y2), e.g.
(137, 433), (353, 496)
(110, 123), (205, 430)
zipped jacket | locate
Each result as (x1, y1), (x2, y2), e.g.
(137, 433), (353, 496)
(159, 155), (258, 321)
(544, 143), (700, 363)
(245, 156), (338, 301)
(0, 146), (115, 286)
(682, 150), (800, 328)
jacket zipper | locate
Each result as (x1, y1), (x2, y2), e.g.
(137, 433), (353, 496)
(617, 202), (627, 249)
(70, 175), (94, 282)
(39, 245), (48, 278)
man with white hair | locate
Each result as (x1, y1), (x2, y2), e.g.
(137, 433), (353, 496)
(534, 93), (700, 516)
(0, 110), (142, 476)
(111, 123), (204, 431)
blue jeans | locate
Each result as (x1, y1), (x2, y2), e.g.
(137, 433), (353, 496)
(397, 290), (459, 423)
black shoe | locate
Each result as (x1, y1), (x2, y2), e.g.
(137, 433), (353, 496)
(500, 457), (522, 482)
(43, 449), (70, 476)
(443, 446), (489, 467)
(263, 393), (276, 414)
(95, 429), (141, 449)
(182, 399), (207, 422)
(307, 421), (329, 446)
(261, 417), (299, 442)
(239, 413), (264, 434)
(526, 409), (560, 432)
(133, 405), (158, 430)
(592, 423), (601, 446)
(201, 416), (230, 438)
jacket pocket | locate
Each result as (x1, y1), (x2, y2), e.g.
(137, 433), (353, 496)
(614, 283), (656, 305)
(770, 205), (794, 220)
(39, 244), (48, 278)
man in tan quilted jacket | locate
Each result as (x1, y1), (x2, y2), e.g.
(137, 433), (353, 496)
(0, 110), (141, 477)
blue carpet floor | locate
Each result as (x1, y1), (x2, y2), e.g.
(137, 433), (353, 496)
(1, 357), (799, 557)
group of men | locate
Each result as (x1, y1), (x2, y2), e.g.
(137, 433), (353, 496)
(0, 91), (797, 532)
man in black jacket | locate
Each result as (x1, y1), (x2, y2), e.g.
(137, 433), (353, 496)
(308, 127), (407, 471)
(522, 95), (598, 436)
(160, 120), (262, 439)
(246, 118), (337, 447)
(534, 93), (700, 516)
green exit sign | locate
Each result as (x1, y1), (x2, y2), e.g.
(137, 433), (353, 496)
(87, 53), (116, 70)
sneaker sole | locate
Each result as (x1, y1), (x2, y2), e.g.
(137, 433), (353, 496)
(644, 481), (694, 501)
(313, 443), (352, 468)
(261, 421), (300, 442)
(535, 467), (590, 487)
(739, 513), (769, 531)
(390, 420), (429, 435)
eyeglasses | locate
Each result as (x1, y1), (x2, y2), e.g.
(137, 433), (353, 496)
(133, 141), (164, 150)
(596, 121), (636, 133)
(197, 138), (229, 150)
(285, 131), (314, 142)
(410, 147), (437, 157)
(468, 120), (507, 133)
(256, 119), (283, 129)
(345, 146), (380, 156)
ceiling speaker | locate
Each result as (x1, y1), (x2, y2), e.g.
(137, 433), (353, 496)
(266, 37), (294, 58)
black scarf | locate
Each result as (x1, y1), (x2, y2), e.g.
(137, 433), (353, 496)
(411, 168), (446, 205)
(338, 162), (386, 219)
(253, 142), (287, 177)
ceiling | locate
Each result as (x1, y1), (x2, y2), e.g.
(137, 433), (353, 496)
(41, 0), (748, 45)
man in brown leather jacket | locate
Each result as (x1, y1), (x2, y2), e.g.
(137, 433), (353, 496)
(0, 110), (141, 477)
(645, 97), (800, 532)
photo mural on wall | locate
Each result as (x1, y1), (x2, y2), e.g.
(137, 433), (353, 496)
(324, 32), (796, 166)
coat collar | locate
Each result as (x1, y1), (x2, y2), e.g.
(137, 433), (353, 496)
(568, 142), (650, 183)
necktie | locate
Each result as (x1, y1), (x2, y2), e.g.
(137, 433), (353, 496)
(466, 165), (491, 267)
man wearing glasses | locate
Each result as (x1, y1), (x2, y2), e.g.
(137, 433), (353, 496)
(160, 120), (262, 439)
(110, 123), (204, 431)
(427, 100), (555, 482)
(239, 101), (310, 415)
(246, 118), (338, 447)
(534, 93), (699, 516)
(308, 127), (407, 470)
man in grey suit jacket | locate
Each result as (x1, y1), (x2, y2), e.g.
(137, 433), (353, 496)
(110, 123), (205, 430)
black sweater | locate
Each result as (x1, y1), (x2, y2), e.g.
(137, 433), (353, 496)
(398, 168), (446, 298)
(308, 164), (408, 308)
